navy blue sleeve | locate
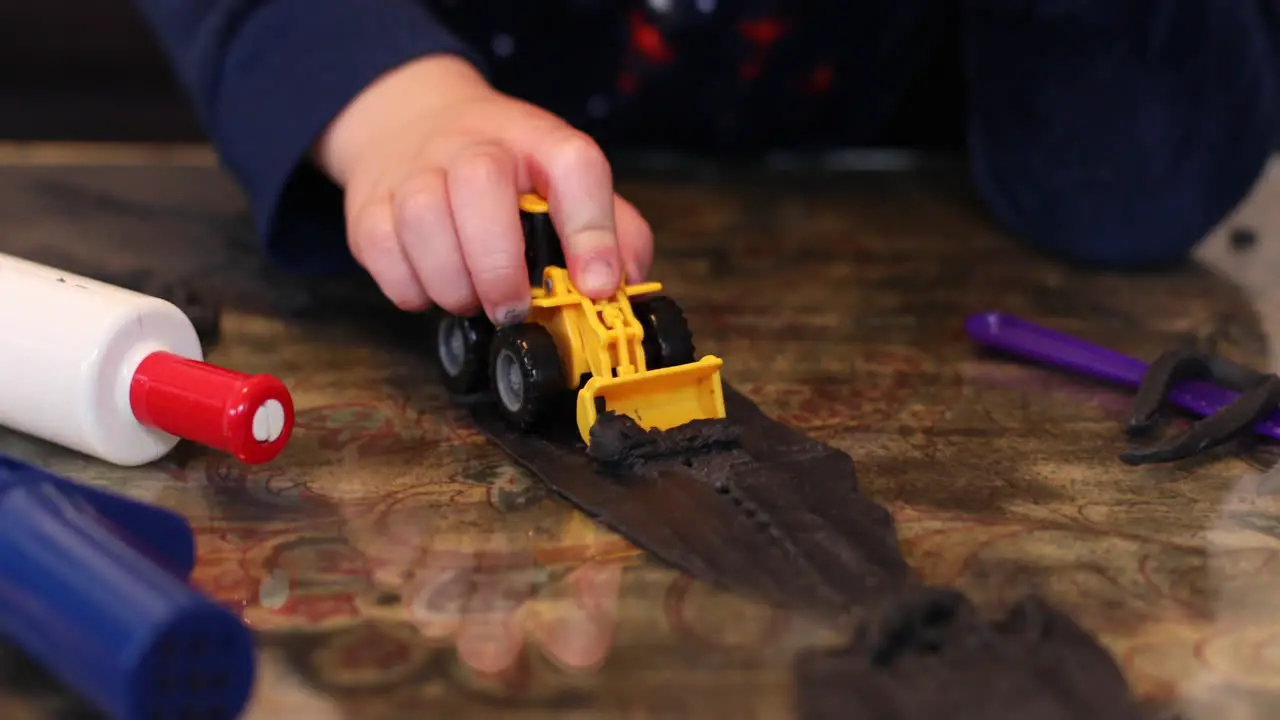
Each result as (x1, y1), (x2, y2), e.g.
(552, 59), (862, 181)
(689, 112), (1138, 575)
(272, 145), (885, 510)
(130, 0), (487, 275)
(962, 0), (1278, 269)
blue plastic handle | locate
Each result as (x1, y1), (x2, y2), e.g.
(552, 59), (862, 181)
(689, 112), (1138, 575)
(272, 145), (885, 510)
(0, 455), (255, 719)
(0, 457), (197, 579)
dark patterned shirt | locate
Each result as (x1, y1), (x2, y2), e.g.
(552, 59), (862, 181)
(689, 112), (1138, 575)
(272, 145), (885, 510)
(130, 0), (1280, 274)
(430, 0), (953, 150)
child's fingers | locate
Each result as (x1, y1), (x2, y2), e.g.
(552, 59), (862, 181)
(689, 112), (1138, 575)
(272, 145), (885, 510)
(613, 194), (654, 283)
(535, 130), (623, 299)
(347, 196), (430, 311)
(447, 143), (531, 326)
(393, 169), (480, 317)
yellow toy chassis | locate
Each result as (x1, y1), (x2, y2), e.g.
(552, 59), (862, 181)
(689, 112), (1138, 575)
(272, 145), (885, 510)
(431, 194), (726, 445)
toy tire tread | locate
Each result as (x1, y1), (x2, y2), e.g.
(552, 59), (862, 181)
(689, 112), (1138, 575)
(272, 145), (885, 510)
(489, 323), (566, 431)
(632, 295), (697, 369)
(432, 309), (494, 395)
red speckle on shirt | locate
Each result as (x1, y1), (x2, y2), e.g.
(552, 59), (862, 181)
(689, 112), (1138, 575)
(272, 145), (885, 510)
(738, 18), (788, 47)
(806, 64), (834, 94)
(629, 10), (674, 64)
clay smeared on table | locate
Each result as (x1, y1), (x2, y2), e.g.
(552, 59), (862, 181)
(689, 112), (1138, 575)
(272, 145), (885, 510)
(468, 384), (912, 614)
(586, 411), (742, 471)
(795, 587), (1143, 720)
(458, 380), (1147, 719)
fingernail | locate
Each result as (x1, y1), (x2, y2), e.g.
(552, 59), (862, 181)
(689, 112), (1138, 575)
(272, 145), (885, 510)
(492, 303), (528, 326)
(579, 259), (617, 296)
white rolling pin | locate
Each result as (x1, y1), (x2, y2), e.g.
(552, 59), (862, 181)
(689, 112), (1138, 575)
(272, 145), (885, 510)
(0, 252), (294, 466)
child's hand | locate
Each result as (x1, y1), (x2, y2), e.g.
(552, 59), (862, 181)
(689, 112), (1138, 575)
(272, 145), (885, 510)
(313, 54), (654, 325)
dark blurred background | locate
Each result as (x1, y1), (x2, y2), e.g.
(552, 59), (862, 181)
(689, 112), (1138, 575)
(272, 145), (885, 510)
(0, 1), (965, 149)
(0, 1), (202, 141)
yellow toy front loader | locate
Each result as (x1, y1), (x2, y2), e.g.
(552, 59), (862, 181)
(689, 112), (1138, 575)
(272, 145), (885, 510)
(430, 193), (726, 445)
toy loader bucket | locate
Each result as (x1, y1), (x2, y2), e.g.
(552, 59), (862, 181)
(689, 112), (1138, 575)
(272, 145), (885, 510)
(576, 355), (727, 444)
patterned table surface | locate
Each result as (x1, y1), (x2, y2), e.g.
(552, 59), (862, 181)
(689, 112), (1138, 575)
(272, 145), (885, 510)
(0, 144), (1277, 719)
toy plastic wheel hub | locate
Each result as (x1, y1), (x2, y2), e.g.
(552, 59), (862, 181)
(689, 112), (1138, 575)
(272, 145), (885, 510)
(437, 318), (467, 377)
(496, 349), (525, 412)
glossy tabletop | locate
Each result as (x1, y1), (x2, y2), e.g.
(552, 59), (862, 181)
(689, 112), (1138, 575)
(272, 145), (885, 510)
(0, 143), (1277, 719)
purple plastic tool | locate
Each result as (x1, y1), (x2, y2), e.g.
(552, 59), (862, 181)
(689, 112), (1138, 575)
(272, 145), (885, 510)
(964, 311), (1280, 442)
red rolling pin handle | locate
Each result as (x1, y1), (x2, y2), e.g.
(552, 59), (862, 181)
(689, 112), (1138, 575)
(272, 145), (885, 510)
(128, 352), (294, 464)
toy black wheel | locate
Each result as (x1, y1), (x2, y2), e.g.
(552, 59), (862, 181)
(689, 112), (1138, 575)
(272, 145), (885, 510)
(432, 308), (494, 394)
(631, 295), (696, 369)
(489, 323), (566, 431)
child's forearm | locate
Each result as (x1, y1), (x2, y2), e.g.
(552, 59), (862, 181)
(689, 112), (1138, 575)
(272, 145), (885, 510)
(128, 0), (487, 273)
